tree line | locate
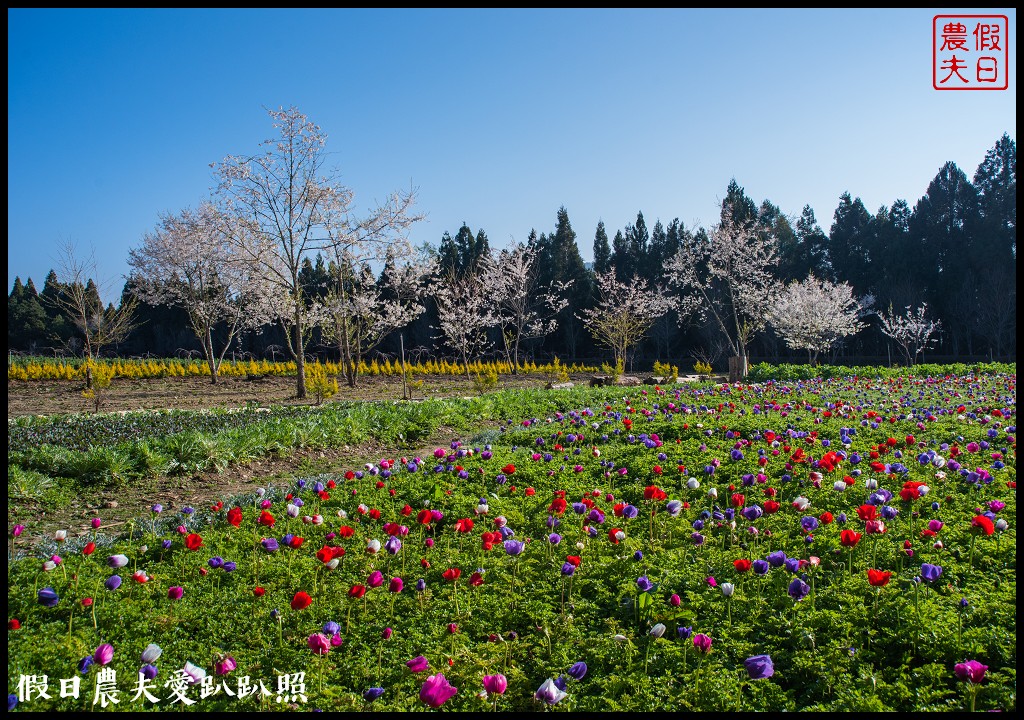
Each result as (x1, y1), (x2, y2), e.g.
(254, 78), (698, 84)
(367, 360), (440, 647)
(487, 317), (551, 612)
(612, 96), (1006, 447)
(7, 107), (1015, 396)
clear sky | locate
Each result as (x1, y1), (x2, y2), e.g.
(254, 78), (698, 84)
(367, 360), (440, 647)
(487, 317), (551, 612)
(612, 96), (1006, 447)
(8, 8), (1017, 302)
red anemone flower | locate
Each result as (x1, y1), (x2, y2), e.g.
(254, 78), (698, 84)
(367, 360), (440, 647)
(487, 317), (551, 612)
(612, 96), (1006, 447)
(644, 486), (667, 501)
(840, 529), (862, 547)
(856, 505), (877, 522)
(867, 569), (891, 587)
(971, 516), (994, 536)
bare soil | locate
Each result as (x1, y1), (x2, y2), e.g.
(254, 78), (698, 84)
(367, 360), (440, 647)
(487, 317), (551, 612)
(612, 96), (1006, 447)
(7, 373), (581, 547)
(7, 372), (572, 417)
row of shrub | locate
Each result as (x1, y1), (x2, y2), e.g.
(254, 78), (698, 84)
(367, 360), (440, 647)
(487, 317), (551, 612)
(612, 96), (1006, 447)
(746, 361), (1016, 382)
(7, 356), (600, 382)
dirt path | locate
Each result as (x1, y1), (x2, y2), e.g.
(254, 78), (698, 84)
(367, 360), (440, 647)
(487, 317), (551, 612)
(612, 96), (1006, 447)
(7, 372), (575, 417)
(9, 373), (553, 549)
(10, 427), (479, 551)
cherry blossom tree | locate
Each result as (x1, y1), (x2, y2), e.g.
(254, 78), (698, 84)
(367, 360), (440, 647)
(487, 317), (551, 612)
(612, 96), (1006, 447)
(767, 273), (873, 365)
(490, 241), (571, 373)
(579, 269), (672, 369)
(50, 240), (138, 389)
(128, 202), (270, 384)
(434, 254), (500, 379)
(878, 303), (942, 365)
(664, 213), (780, 376)
(319, 244), (433, 387)
(213, 106), (422, 398)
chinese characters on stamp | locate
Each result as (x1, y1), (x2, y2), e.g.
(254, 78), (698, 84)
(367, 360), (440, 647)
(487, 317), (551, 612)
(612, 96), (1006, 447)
(934, 15), (1009, 90)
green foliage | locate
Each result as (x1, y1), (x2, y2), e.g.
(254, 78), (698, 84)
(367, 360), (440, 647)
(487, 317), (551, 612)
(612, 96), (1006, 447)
(4, 369), (1019, 711)
(747, 361), (1015, 383)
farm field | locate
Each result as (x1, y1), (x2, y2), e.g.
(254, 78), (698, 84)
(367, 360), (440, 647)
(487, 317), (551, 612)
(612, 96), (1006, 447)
(6, 366), (1017, 712)
(7, 370), (588, 417)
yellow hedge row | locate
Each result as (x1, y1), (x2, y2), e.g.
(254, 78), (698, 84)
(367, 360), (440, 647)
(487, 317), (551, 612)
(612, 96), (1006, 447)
(7, 357), (598, 381)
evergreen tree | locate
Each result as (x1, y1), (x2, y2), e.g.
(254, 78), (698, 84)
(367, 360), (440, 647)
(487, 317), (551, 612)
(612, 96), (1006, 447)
(8, 277), (26, 348)
(759, 200), (798, 282)
(454, 223), (477, 274)
(40, 269), (62, 308)
(872, 200), (917, 311)
(645, 219), (667, 283)
(611, 229), (631, 279)
(971, 133), (1016, 356)
(436, 224), (489, 278)
(8, 277), (50, 352)
(794, 206), (831, 281)
(664, 219), (686, 261)
(973, 133), (1016, 262)
(909, 161), (981, 355)
(648, 219), (685, 359)
(721, 179), (759, 226)
(473, 229), (490, 271)
(542, 207), (592, 359)
(593, 221), (611, 275)
(9, 276), (25, 303)
(625, 211), (650, 279)
(828, 192), (874, 294)
(38, 269), (76, 350)
(437, 231), (460, 277)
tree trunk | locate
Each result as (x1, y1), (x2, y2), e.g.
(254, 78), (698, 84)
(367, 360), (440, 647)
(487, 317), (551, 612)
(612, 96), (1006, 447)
(294, 308), (307, 399)
(205, 325), (219, 384)
(84, 338), (94, 390)
(729, 355), (749, 382)
(512, 334), (521, 375)
(340, 312), (357, 388)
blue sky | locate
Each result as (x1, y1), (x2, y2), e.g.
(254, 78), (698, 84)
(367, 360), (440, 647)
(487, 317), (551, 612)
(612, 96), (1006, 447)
(8, 8), (1017, 302)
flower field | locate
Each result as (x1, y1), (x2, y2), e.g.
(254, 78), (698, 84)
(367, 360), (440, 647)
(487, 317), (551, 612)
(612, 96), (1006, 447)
(7, 370), (1016, 711)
